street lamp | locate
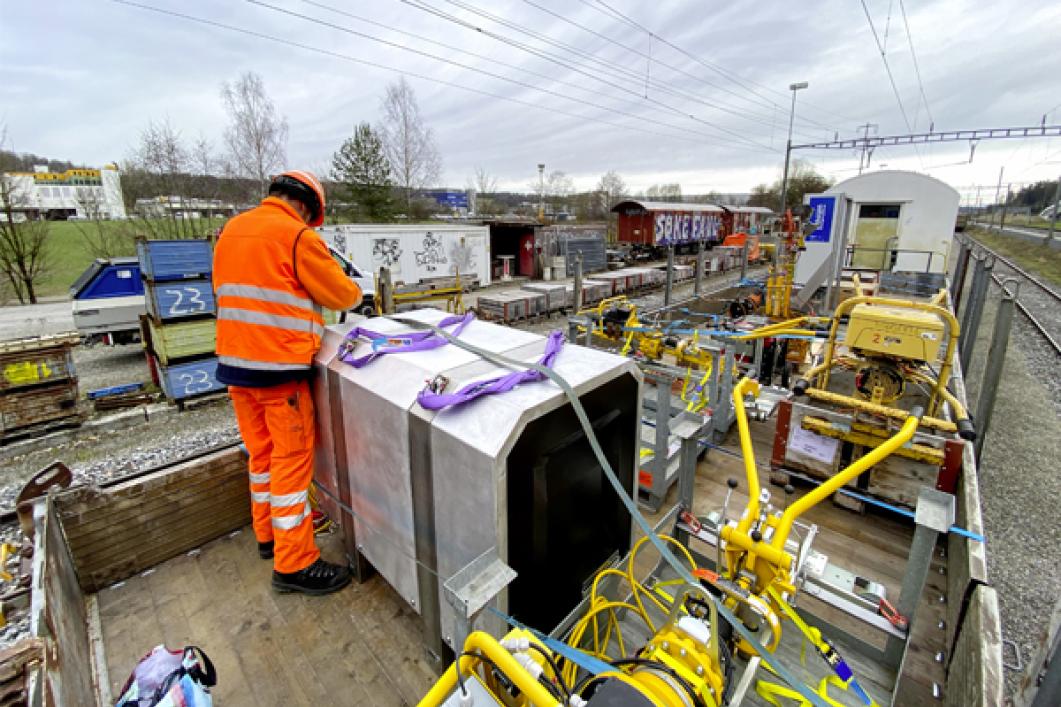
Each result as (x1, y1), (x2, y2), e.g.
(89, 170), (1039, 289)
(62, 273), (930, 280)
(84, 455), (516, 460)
(537, 163), (545, 222)
(778, 81), (808, 217)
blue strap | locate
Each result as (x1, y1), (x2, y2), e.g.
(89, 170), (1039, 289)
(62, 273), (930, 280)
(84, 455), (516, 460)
(487, 606), (614, 677)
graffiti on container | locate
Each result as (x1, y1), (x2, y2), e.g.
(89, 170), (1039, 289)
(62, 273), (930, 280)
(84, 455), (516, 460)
(332, 232), (348, 255)
(653, 211), (720, 244)
(448, 236), (476, 277)
(372, 238), (403, 269)
(414, 232), (448, 272)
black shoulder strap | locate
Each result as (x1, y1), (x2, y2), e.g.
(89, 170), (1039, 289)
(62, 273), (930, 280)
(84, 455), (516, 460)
(292, 227), (309, 281)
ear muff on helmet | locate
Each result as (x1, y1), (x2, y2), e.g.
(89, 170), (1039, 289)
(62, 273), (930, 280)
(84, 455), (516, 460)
(269, 170), (326, 227)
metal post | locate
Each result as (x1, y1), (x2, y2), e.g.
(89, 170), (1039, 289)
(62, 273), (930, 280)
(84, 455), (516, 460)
(537, 163), (545, 222)
(380, 267), (394, 314)
(664, 246), (675, 306)
(993, 166), (1004, 228)
(884, 488), (955, 669)
(959, 254), (994, 373)
(740, 238), (749, 280)
(694, 247), (705, 296)
(1000, 183), (1011, 231)
(974, 278), (1020, 461)
(950, 238), (971, 315)
(1048, 175), (1060, 242)
(653, 376), (670, 477)
(573, 253), (584, 311)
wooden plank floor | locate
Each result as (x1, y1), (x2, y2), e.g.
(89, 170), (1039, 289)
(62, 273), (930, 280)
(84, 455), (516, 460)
(95, 529), (440, 706)
(94, 414), (948, 706)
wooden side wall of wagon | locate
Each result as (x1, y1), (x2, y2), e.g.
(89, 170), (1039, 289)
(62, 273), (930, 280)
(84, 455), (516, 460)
(0, 335), (79, 394)
(0, 380), (82, 439)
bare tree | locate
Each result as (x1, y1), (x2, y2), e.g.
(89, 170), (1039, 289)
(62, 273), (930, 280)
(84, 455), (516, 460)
(124, 120), (203, 239)
(0, 127), (53, 304)
(221, 72), (288, 197)
(468, 166), (498, 215)
(379, 77), (441, 212)
(595, 170), (627, 218)
(546, 170), (574, 213)
(74, 187), (132, 258)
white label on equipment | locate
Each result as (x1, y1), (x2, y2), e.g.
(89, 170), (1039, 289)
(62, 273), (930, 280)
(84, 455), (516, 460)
(789, 425), (839, 463)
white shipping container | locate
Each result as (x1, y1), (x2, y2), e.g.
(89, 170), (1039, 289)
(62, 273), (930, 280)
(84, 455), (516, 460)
(319, 224), (492, 287)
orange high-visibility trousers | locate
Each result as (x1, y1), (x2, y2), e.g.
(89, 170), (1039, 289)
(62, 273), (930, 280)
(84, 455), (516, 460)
(229, 380), (320, 574)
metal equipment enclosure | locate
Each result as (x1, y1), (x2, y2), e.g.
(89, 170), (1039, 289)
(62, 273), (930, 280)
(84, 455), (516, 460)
(826, 170), (959, 273)
(312, 310), (641, 654)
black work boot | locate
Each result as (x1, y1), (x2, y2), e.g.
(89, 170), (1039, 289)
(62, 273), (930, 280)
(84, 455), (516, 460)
(258, 541), (274, 560)
(272, 559), (352, 596)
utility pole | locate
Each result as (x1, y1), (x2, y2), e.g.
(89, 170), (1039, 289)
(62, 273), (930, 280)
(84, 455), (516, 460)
(779, 81), (808, 216)
(537, 163), (545, 222)
(1048, 174), (1060, 242)
(993, 167), (1004, 228)
(1000, 183), (1011, 231)
(856, 123), (878, 175)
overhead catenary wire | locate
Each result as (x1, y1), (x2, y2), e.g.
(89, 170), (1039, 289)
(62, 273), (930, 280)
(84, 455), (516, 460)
(898, 0), (934, 130)
(388, 0), (784, 150)
(589, 0), (860, 130)
(522, 0), (829, 140)
(108, 0), (777, 151)
(257, 0), (776, 152)
(309, 0), (816, 144)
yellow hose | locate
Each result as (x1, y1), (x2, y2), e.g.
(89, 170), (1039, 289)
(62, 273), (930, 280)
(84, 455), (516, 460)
(418, 632), (561, 707)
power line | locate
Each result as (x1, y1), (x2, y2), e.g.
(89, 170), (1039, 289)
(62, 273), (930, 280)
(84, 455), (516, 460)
(263, 0), (775, 151)
(107, 0), (761, 153)
(590, 0), (860, 129)
(859, 0), (913, 132)
(546, 0), (831, 136)
(517, 0), (828, 140)
(898, 0), (933, 129)
(396, 0), (790, 148)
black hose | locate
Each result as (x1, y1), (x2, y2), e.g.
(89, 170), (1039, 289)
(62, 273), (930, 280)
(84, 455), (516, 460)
(526, 643), (573, 701)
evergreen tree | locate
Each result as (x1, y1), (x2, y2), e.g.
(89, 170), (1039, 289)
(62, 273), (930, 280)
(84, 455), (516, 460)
(331, 123), (394, 221)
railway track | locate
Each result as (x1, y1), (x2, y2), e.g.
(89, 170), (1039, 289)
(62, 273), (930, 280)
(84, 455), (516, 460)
(967, 235), (1061, 356)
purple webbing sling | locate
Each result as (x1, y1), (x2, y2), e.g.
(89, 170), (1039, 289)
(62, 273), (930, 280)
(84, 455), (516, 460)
(337, 312), (475, 368)
(416, 329), (565, 410)
(336, 312), (565, 411)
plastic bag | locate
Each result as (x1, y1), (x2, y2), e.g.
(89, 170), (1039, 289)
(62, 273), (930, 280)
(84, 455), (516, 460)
(115, 645), (216, 707)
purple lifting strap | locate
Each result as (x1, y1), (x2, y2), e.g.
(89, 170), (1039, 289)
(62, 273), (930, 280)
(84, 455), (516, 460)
(338, 312), (475, 368)
(417, 330), (565, 411)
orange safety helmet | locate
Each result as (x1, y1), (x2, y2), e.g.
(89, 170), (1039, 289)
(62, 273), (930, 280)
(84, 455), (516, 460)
(270, 170), (326, 228)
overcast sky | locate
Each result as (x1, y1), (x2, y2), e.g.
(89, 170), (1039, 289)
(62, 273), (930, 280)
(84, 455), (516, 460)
(2, 0), (1059, 203)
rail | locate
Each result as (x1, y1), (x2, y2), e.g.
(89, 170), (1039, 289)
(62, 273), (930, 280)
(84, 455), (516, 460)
(963, 233), (1061, 356)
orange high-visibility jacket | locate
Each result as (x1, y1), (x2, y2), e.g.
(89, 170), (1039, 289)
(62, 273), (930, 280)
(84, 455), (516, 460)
(213, 197), (361, 381)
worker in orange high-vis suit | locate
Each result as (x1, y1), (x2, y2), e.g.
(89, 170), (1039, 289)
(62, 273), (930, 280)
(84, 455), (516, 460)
(213, 170), (361, 595)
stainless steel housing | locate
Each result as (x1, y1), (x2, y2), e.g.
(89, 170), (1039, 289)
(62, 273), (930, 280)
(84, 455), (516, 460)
(312, 309), (642, 654)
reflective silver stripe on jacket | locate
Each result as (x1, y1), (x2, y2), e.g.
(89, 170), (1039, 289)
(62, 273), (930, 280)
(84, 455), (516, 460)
(249, 471), (271, 484)
(218, 355), (311, 371)
(218, 308), (324, 337)
(216, 284), (315, 312)
(251, 490), (270, 504)
(270, 490), (308, 508)
(272, 503), (311, 530)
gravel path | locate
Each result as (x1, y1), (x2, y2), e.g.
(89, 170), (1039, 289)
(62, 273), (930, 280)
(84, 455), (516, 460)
(959, 256), (1061, 697)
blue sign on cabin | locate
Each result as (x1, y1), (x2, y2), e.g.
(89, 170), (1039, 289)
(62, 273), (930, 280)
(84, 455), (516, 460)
(146, 279), (216, 322)
(137, 239), (213, 281)
(806, 196), (836, 243)
(161, 357), (224, 401)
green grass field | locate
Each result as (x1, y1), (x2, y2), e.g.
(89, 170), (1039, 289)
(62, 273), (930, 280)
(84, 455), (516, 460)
(26, 219), (223, 300)
(968, 227), (1061, 288)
